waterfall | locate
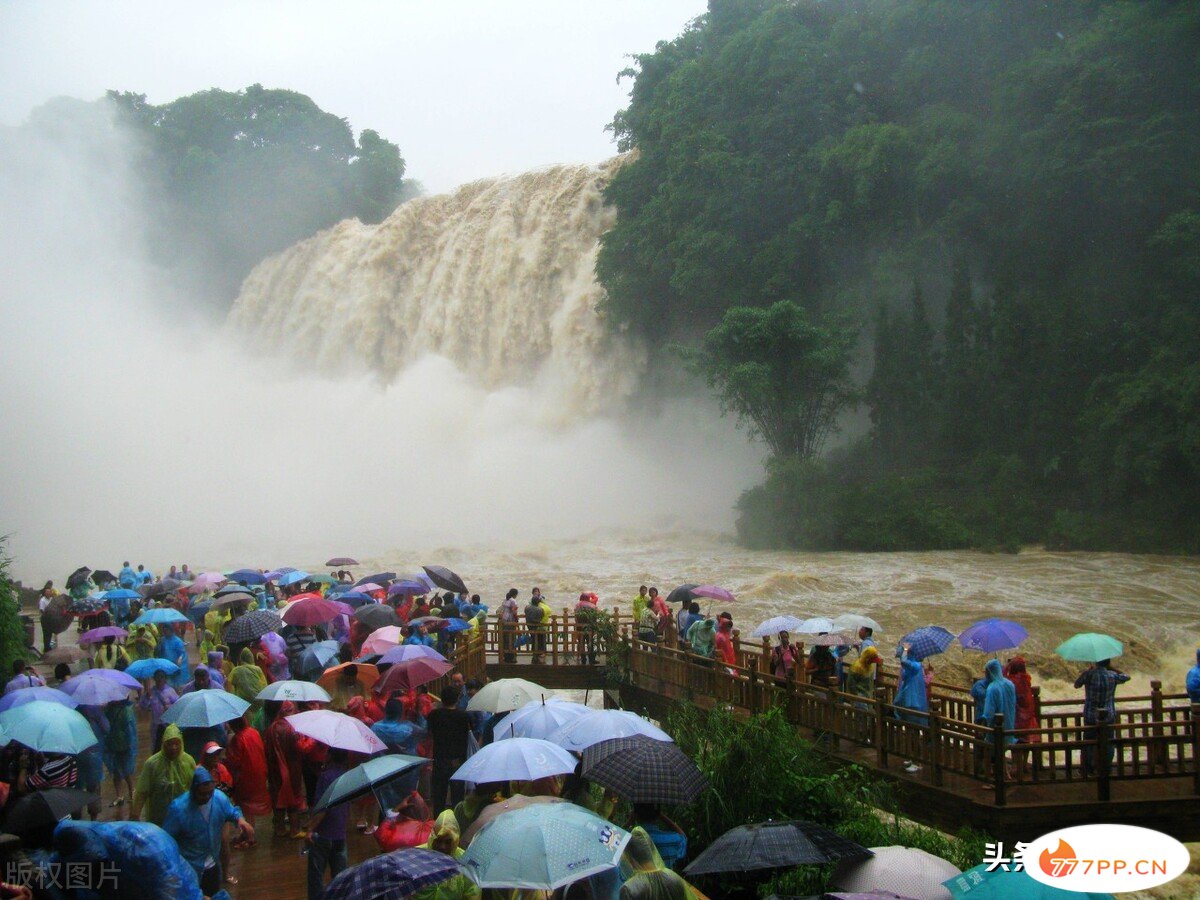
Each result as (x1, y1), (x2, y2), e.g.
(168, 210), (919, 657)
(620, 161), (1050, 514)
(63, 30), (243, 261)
(229, 156), (643, 418)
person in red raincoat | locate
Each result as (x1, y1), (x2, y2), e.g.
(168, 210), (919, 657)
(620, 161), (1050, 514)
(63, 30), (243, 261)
(1003, 655), (1041, 782)
(264, 701), (307, 837)
(224, 712), (269, 848)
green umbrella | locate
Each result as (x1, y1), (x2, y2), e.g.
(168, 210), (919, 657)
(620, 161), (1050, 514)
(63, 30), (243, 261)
(945, 864), (1114, 898)
(461, 803), (630, 890)
(1055, 633), (1124, 663)
(311, 755), (426, 813)
(0, 701), (98, 754)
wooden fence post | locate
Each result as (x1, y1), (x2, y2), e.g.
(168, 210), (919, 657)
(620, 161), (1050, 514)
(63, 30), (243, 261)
(1096, 709), (1112, 802)
(1031, 685), (1043, 780)
(874, 687), (888, 768)
(1150, 679), (1165, 772)
(1191, 704), (1200, 796)
(929, 699), (944, 787)
(992, 713), (1007, 807)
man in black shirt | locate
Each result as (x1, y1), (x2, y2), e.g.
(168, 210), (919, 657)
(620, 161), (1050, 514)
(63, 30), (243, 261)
(426, 685), (472, 813)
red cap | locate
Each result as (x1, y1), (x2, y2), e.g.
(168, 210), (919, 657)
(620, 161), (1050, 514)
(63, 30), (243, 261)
(203, 741), (222, 756)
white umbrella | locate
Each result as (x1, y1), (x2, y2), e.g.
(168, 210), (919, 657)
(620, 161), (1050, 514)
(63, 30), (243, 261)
(831, 846), (960, 900)
(492, 699), (592, 741)
(450, 737), (577, 783)
(256, 680), (332, 703)
(795, 616), (837, 635)
(752, 616), (806, 638)
(547, 709), (672, 752)
(467, 678), (553, 714)
(833, 613), (882, 634)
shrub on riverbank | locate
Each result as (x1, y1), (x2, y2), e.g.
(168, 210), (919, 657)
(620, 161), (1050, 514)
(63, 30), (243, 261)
(666, 703), (986, 896)
(0, 538), (30, 677)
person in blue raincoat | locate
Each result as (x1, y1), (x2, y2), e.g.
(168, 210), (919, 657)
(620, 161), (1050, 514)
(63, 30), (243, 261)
(156, 624), (190, 688)
(1186, 649), (1200, 703)
(118, 562), (138, 590)
(163, 767), (255, 894)
(980, 657), (1018, 784)
(52, 818), (205, 900)
(893, 644), (929, 725)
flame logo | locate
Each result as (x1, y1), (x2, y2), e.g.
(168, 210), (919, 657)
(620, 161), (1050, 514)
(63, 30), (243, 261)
(1040, 839), (1077, 877)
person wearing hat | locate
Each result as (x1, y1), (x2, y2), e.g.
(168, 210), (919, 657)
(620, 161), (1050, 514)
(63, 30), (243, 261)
(163, 766), (254, 893)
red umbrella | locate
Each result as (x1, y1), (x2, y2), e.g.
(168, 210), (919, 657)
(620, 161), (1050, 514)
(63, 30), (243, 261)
(374, 658), (454, 696)
(283, 597), (344, 627)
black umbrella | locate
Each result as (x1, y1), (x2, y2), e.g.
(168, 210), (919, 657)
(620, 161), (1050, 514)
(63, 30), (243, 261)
(326, 557), (359, 567)
(211, 592), (255, 610)
(353, 605), (398, 631)
(422, 565), (467, 595)
(1, 789), (98, 836)
(355, 572), (397, 588)
(684, 821), (872, 876)
(139, 582), (168, 599)
(91, 569), (117, 585)
(42, 596), (76, 635)
(215, 583), (253, 597)
(666, 584), (700, 604)
(224, 609), (284, 644)
(581, 735), (707, 805)
(160, 577), (184, 593)
(66, 568), (92, 590)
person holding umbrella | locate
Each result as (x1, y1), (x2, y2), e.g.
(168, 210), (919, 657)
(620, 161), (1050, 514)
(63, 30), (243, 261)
(1075, 658), (1130, 775)
(305, 748), (351, 899)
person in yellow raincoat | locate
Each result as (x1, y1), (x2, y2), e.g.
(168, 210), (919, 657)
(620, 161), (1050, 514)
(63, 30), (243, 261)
(204, 606), (231, 647)
(127, 625), (158, 661)
(132, 724), (196, 826)
(228, 648), (268, 703)
(619, 827), (704, 899)
(413, 810), (480, 899)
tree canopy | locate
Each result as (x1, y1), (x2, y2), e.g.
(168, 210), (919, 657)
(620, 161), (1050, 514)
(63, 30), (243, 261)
(601, 0), (1200, 553)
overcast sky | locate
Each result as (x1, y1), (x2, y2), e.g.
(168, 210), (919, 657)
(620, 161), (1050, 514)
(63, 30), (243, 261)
(0, 0), (707, 194)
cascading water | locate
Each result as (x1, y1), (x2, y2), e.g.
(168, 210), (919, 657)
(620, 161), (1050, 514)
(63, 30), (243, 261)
(230, 157), (642, 420)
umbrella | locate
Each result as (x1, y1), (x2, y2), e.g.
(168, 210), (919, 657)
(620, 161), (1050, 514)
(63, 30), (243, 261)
(256, 680), (332, 703)
(422, 565), (467, 595)
(187, 600), (213, 626)
(331, 590), (374, 608)
(450, 737), (577, 784)
(277, 570), (312, 588)
(378, 645), (446, 666)
(163, 689), (249, 728)
(354, 583), (386, 594)
(0, 702), (97, 754)
(40, 646), (85, 665)
(264, 567), (298, 582)
(83, 669), (141, 689)
(492, 699), (592, 741)
(312, 755), (426, 813)
(78, 626), (128, 645)
(223, 609), (284, 644)
(388, 580), (431, 597)
(91, 569), (117, 585)
(685, 820), (872, 876)
(125, 658), (179, 680)
(323, 848), (462, 900)
(296, 640), (343, 676)
(408, 616), (449, 630)
(833, 613), (882, 634)
(1055, 632), (1124, 663)
(811, 632), (851, 647)
(362, 626), (405, 656)
(160, 577), (185, 594)
(66, 568), (92, 590)
(282, 597), (344, 627)
(582, 735), (706, 805)
(227, 569), (267, 586)
(325, 557), (359, 567)
(355, 572), (397, 588)
(211, 592), (256, 610)
(138, 582), (168, 599)
(944, 865), (1114, 899)
(70, 595), (106, 614)
(898, 626), (958, 662)
(466, 678), (553, 714)
(443, 618), (472, 634)
(832, 846), (962, 900)
(402, 573), (438, 593)
(98, 589), (140, 601)
(374, 658), (454, 696)
(193, 571), (227, 588)
(692, 584), (735, 603)
(461, 795), (567, 846)
(548, 709), (672, 752)
(752, 616), (806, 638)
(59, 673), (134, 706)
(354, 605), (398, 632)
(461, 803), (630, 890)
(318, 662), (380, 692)
(1, 788), (99, 836)
(0, 686), (79, 712)
(796, 616), (837, 634)
(958, 619), (1029, 654)
(665, 584), (699, 604)
(132, 608), (190, 627)
(287, 709), (387, 754)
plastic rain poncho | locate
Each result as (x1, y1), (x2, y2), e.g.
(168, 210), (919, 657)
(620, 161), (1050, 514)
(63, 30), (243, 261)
(52, 819), (203, 900)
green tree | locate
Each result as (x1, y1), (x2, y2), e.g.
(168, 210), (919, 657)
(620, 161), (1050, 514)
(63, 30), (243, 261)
(683, 301), (858, 460)
(0, 538), (29, 681)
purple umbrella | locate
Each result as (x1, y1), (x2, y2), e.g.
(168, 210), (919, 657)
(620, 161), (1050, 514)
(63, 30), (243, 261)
(0, 686), (79, 712)
(355, 572), (397, 588)
(78, 626), (128, 646)
(692, 584), (736, 603)
(287, 709), (387, 754)
(378, 644), (446, 666)
(957, 618), (1029, 654)
(325, 557), (359, 567)
(60, 672), (135, 705)
(86, 669), (142, 689)
(388, 580), (431, 597)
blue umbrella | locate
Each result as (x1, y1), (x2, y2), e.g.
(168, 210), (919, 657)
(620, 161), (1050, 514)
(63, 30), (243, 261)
(945, 864), (1114, 899)
(323, 848), (462, 900)
(443, 618), (472, 634)
(227, 569), (267, 586)
(330, 590), (373, 608)
(264, 567), (297, 582)
(132, 608), (190, 627)
(958, 619), (1029, 654)
(0, 702), (98, 754)
(296, 640), (342, 676)
(547, 709), (672, 752)
(277, 570), (312, 588)
(461, 803), (630, 889)
(1055, 632), (1124, 663)
(162, 689), (249, 728)
(125, 658), (180, 680)
(187, 600), (213, 626)
(0, 686), (78, 712)
(98, 589), (140, 601)
(312, 755), (427, 813)
(897, 626), (957, 662)
(60, 672), (135, 705)
(451, 737), (577, 784)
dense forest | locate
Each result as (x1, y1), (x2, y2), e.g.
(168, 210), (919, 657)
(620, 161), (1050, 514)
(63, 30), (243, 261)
(105, 85), (409, 309)
(599, 0), (1200, 554)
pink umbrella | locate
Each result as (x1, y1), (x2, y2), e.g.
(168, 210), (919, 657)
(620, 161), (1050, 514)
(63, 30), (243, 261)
(374, 658), (454, 696)
(193, 571), (227, 588)
(282, 597), (343, 627)
(355, 582), (385, 594)
(286, 709), (387, 754)
(78, 626), (128, 645)
(361, 625), (404, 656)
(692, 585), (736, 603)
